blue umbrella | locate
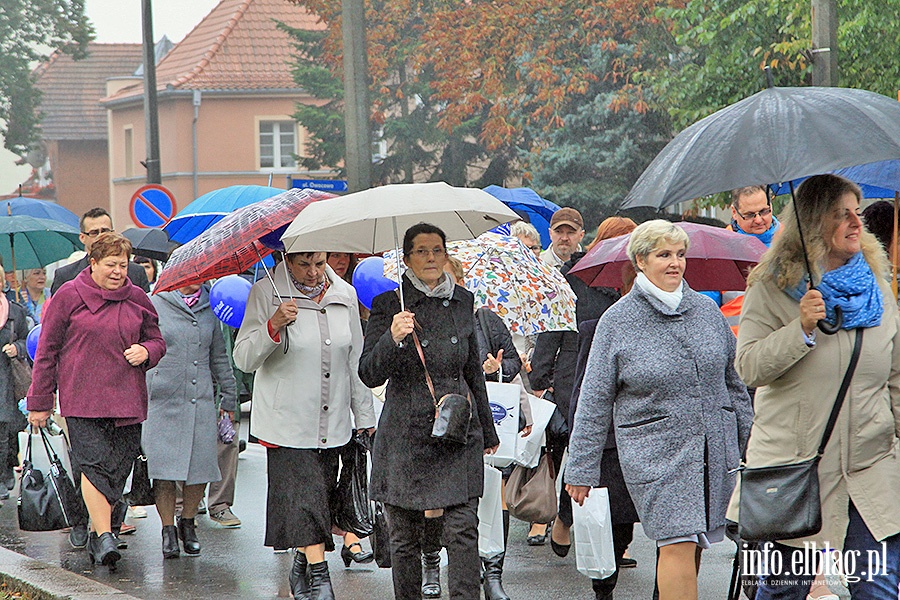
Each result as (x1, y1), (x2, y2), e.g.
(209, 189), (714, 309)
(484, 185), (561, 248)
(163, 185), (284, 243)
(769, 159), (900, 198)
(0, 197), (80, 229)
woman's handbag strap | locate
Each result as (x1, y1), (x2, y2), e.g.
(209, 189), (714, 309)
(817, 327), (863, 457)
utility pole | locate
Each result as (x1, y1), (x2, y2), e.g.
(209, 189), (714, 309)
(141, 0), (162, 183)
(811, 0), (838, 86)
(341, 0), (371, 192)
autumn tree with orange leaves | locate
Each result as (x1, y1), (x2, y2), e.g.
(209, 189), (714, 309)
(283, 0), (671, 198)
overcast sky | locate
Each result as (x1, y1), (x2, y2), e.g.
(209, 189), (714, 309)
(86, 0), (221, 44)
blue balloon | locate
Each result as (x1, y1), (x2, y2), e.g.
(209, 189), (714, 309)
(352, 256), (399, 310)
(26, 324), (41, 361)
(210, 275), (253, 328)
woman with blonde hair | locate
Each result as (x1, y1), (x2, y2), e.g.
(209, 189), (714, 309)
(736, 174), (900, 599)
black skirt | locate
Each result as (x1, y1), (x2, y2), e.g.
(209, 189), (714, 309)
(265, 446), (340, 550)
(66, 418), (142, 505)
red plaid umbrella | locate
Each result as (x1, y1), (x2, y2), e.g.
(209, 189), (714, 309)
(154, 188), (333, 293)
(569, 222), (767, 292)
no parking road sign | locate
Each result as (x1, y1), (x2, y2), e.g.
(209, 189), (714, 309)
(130, 184), (177, 228)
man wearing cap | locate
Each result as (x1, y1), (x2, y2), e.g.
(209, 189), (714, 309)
(541, 207), (585, 270)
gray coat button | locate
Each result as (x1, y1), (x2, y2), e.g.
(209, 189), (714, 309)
(450, 336), (458, 344)
(442, 300), (450, 307)
(421, 339), (429, 347)
(192, 379), (197, 384)
(190, 398), (197, 404)
(325, 339), (332, 345)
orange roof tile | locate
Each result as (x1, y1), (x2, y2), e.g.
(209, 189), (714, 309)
(34, 43), (144, 139)
(107, 0), (323, 102)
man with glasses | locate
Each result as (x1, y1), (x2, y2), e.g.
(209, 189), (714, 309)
(729, 185), (781, 247)
(51, 208), (150, 295)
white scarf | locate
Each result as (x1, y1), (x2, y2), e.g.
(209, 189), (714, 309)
(635, 272), (684, 311)
(406, 271), (455, 299)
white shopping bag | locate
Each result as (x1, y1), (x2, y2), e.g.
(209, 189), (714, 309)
(572, 487), (616, 580)
(478, 464), (505, 558)
(513, 394), (556, 468)
(483, 380), (520, 468)
(18, 427), (74, 484)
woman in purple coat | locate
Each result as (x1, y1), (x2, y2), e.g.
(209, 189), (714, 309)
(27, 233), (166, 570)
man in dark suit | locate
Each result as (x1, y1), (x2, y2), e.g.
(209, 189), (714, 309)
(50, 207), (149, 550)
(51, 207), (150, 295)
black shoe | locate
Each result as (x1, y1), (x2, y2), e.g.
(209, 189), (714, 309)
(617, 556), (637, 568)
(421, 551), (441, 599)
(289, 551), (310, 600)
(69, 523), (89, 549)
(527, 523), (550, 546)
(177, 517), (201, 555)
(308, 561), (335, 600)
(341, 542), (374, 567)
(551, 537), (571, 557)
(239, 439), (247, 453)
(4, 473), (15, 491)
(482, 553), (511, 600)
(162, 525), (180, 559)
(89, 532), (121, 569)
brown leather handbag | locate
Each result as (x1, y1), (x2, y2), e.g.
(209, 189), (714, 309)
(506, 452), (558, 523)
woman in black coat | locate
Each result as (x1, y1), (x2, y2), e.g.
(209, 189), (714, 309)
(359, 223), (500, 600)
(0, 287), (28, 498)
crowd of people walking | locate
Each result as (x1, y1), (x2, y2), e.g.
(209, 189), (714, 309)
(11, 176), (900, 600)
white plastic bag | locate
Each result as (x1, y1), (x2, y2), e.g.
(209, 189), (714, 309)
(478, 464), (505, 558)
(572, 487), (616, 580)
(513, 394), (556, 468)
(483, 380), (520, 468)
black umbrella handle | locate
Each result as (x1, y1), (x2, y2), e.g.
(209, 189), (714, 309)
(817, 305), (843, 335)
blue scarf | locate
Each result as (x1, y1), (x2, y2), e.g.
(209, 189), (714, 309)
(732, 215), (780, 248)
(785, 252), (882, 329)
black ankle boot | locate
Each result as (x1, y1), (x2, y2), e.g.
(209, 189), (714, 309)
(482, 553), (510, 600)
(162, 525), (180, 559)
(289, 551), (310, 600)
(421, 551), (441, 598)
(177, 517), (201, 555)
(307, 561), (335, 600)
(89, 531), (121, 569)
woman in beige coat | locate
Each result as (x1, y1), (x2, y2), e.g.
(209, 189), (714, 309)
(736, 174), (900, 600)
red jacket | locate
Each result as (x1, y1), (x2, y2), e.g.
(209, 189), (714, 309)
(27, 268), (165, 425)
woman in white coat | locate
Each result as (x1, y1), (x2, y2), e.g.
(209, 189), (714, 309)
(233, 252), (376, 600)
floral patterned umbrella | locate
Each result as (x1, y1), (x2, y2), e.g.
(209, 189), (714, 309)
(385, 233), (576, 335)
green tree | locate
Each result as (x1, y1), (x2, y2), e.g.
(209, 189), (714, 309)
(1, 0), (94, 154)
(526, 42), (671, 227)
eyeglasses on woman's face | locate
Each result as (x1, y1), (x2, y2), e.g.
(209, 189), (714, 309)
(410, 247), (446, 258)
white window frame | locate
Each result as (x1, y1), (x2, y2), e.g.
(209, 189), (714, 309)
(256, 117), (299, 172)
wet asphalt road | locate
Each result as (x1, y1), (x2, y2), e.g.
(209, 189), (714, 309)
(0, 437), (742, 599)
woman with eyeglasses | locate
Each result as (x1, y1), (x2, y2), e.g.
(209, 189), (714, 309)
(233, 250), (376, 600)
(360, 222), (500, 600)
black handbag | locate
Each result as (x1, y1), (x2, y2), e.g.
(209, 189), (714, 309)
(371, 500), (392, 568)
(411, 330), (471, 445)
(738, 328), (862, 542)
(124, 450), (155, 507)
(331, 431), (374, 537)
(18, 427), (85, 532)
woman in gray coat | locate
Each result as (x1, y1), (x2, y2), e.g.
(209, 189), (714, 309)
(566, 220), (753, 600)
(144, 283), (237, 559)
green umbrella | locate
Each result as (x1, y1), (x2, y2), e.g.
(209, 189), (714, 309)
(0, 215), (83, 290)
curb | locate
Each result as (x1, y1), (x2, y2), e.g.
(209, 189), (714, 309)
(0, 545), (141, 600)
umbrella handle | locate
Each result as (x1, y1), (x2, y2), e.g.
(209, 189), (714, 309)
(817, 305), (843, 335)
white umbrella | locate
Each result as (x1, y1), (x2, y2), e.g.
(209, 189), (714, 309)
(281, 182), (520, 309)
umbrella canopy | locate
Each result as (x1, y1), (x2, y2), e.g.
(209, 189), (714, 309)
(621, 86), (900, 210)
(163, 185), (284, 244)
(384, 233), (576, 335)
(154, 188), (331, 293)
(569, 222), (767, 292)
(769, 159), (900, 198)
(483, 186), (561, 248)
(121, 228), (179, 262)
(0, 197), (80, 229)
(0, 215), (82, 272)
(281, 182), (520, 254)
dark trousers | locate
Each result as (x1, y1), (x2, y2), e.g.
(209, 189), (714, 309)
(385, 499), (480, 600)
(592, 523), (635, 597)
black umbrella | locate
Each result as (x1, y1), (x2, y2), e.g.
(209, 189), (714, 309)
(621, 86), (900, 211)
(121, 227), (179, 262)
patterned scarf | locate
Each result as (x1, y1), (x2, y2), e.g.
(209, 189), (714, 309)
(179, 289), (202, 308)
(785, 252), (882, 329)
(289, 271), (328, 299)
